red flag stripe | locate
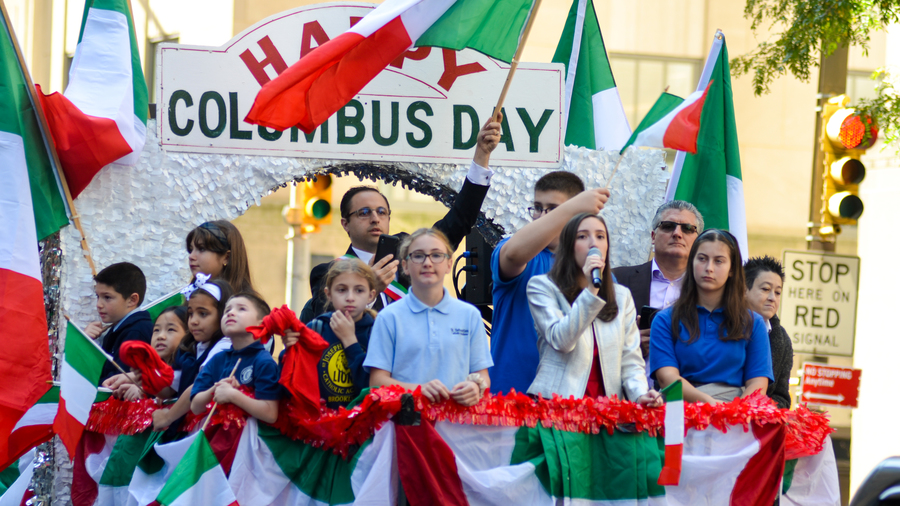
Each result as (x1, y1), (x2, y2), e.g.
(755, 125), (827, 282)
(54, 397), (89, 457)
(730, 422), (786, 506)
(662, 83), (710, 153)
(395, 420), (469, 506)
(0, 269), (50, 413)
(245, 16), (413, 133)
(658, 443), (683, 486)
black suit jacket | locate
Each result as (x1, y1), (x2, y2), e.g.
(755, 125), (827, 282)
(301, 178), (490, 322)
(99, 310), (153, 383)
(612, 261), (653, 312)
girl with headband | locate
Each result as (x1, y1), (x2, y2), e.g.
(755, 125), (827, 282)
(650, 229), (774, 403)
(185, 220), (255, 294)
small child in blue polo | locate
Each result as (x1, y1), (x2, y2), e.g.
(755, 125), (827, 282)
(191, 292), (281, 423)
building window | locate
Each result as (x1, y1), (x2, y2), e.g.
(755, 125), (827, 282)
(145, 35), (179, 104)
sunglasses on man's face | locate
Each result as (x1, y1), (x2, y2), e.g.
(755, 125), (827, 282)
(657, 221), (699, 234)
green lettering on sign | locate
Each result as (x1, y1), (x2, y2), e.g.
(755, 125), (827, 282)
(498, 107), (513, 152)
(372, 101), (399, 146)
(258, 125), (282, 141)
(229, 92), (252, 140)
(406, 101), (432, 149)
(453, 104), (478, 150)
(338, 100), (365, 144)
(516, 108), (553, 153)
(168, 90), (193, 137)
(198, 91), (225, 138)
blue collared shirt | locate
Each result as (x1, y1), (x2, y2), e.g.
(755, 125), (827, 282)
(364, 288), (493, 388)
(649, 306), (773, 387)
(113, 308), (141, 332)
(192, 341), (281, 401)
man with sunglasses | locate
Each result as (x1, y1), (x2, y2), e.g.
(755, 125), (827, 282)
(612, 201), (704, 361)
(301, 118), (502, 321)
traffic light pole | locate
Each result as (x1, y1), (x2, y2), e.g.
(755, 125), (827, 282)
(808, 46), (848, 252)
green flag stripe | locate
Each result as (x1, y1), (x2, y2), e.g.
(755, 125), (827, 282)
(37, 386), (60, 404)
(510, 426), (666, 500)
(65, 322), (108, 379)
(621, 92), (684, 152)
(76, 0), (148, 123)
(0, 13), (69, 239)
(415, 0), (535, 63)
(660, 378), (683, 402)
(258, 424), (356, 504)
(99, 431), (164, 486)
(145, 292), (187, 322)
(673, 39), (740, 230)
(155, 434), (220, 503)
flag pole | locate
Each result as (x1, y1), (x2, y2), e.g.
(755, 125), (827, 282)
(200, 359), (242, 431)
(64, 315), (154, 398)
(605, 86), (672, 189)
(492, 0), (544, 122)
(0, 0), (98, 276)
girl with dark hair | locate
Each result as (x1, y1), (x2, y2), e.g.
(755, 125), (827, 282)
(185, 220), (254, 294)
(650, 229), (773, 403)
(526, 213), (661, 405)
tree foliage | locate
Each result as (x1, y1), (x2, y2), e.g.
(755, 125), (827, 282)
(732, 0), (900, 95)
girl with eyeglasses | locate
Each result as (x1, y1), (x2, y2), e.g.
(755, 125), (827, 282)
(650, 229), (773, 404)
(526, 213), (662, 405)
(365, 228), (493, 406)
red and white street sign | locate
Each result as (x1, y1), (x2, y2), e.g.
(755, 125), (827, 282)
(800, 363), (861, 408)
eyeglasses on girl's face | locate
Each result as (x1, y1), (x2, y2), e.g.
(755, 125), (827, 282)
(406, 251), (451, 264)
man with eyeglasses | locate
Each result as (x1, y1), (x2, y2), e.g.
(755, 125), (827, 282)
(301, 118), (502, 321)
(489, 171), (612, 395)
(612, 200), (704, 362)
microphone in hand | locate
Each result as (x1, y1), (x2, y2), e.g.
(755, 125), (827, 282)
(588, 247), (603, 288)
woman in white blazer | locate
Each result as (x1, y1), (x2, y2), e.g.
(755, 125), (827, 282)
(526, 213), (662, 405)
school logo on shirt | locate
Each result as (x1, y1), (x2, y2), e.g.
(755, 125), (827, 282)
(319, 343), (354, 404)
(240, 365), (253, 385)
(450, 328), (470, 336)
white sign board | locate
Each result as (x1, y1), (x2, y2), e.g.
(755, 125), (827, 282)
(780, 250), (860, 357)
(156, 2), (564, 167)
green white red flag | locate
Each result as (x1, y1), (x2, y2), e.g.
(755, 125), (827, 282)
(245, 0), (537, 133)
(658, 379), (684, 486)
(0, 386), (57, 471)
(55, 321), (111, 457)
(666, 31), (748, 259)
(621, 84), (711, 155)
(0, 8), (67, 467)
(552, 0), (632, 151)
(37, 0), (148, 198)
(153, 432), (237, 506)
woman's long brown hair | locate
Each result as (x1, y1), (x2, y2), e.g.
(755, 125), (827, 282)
(185, 220), (254, 294)
(670, 229), (752, 343)
(547, 213), (618, 322)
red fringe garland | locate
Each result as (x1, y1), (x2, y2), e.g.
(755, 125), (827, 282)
(85, 387), (833, 460)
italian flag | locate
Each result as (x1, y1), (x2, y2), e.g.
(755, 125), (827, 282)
(666, 31), (748, 258)
(621, 85), (711, 155)
(245, 0), (537, 133)
(142, 290), (187, 322)
(0, 449), (35, 506)
(153, 432), (237, 506)
(55, 321), (111, 457)
(37, 0), (148, 198)
(553, 0), (632, 151)
(383, 280), (408, 301)
(0, 9), (67, 468)
(658, 380), (684, 486)
(0, 386), (57, 471)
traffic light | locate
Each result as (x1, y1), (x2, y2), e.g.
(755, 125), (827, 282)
(819, 95), (877, 232)
(282, 175), (333, 235)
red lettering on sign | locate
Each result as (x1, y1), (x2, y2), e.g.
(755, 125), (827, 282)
(301, 21), (331, 58)
(391, 47), (432, 69)
(239, 36), (289, 86)
(437, 48), (486, 91)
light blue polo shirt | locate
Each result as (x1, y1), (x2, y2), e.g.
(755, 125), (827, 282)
(364, 288), (493, 388)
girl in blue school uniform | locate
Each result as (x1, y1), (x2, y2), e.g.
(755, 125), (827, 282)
(281, 258), (378, 409)
(364, 228), (493, 406)
(650, 229), (774, 404)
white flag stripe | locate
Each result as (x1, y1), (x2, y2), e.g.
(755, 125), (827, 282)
(592, 87), (632, 151)
(66, 8), (131, 121)
(0, 132), (41, 281)
(782, 436), (840, 506)
(347, 0), (456, 39)
(663, 399), (684, 446)
(664, 428), (759, 506)
(349, 422), (397, 504)
(60, 360), (98, 424)
(0, 450), (34, 506)
(84, 434), (117, 483)
(128, 433), (198, 506)
(726, 175), (749, 262)
(166, 465), (236, 506)
(562, 0), (588, 127)
(11, 402), (57, 431)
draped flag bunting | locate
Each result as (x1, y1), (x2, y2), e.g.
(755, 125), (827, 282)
(553, 0), (632, 151)
(153, 432), (237, 506)
(666, 31), (748, 259)
(38, 0), (148, 198)
(245, 0), (537, 133)
(0, 8), (66, 468)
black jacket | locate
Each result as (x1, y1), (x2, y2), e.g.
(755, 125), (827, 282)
(99, 310), (153, 383)
(767, 315), (793, 409)
(611, 261), (652, 312)
(302, 177), (489, 322)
